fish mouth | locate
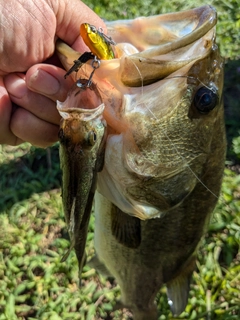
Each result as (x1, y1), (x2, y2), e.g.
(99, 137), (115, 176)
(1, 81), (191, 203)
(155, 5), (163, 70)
(56, 5), (217, 86)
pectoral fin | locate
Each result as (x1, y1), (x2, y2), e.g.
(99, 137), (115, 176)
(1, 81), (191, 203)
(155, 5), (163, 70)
(111, 205), (141, 248)
(88, 254), (113, 277)
(74, 186), (95, 280)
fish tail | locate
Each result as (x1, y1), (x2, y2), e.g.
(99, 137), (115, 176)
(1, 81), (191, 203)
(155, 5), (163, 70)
(78, 251), (87, 286)
(60, 240), (75, 262)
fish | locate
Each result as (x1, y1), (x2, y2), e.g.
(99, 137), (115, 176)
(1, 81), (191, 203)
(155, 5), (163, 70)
(57, 80), (106, 277)
(56, 5), (226, 319)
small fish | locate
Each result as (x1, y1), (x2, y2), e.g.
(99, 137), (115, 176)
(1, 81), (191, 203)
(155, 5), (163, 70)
(57, 80), (106, 277)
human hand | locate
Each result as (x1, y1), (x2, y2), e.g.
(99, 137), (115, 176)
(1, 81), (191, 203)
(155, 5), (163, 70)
(1, 0), (105, 147)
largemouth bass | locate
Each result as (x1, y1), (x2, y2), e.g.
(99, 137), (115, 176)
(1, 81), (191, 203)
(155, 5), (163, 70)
(57, 80), (106, 276)
(56, 5), (226, 318)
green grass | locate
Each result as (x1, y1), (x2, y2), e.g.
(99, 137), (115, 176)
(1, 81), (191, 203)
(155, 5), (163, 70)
(0, 145), (239, 319)
(0, 1), (240, 319)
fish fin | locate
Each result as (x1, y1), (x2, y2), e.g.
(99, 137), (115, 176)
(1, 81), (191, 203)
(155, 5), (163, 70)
(111, 205), (141, 248)
(61, 241), (75, 262)
(166, 257), (196, 316)
(78, 251), (87, 286)
(96, 130), (106, 172)
(88, 254), (113, 277)
(75, 220), (90, 279)
(166, 274), (190, 316)
(75, 188), (95, 279)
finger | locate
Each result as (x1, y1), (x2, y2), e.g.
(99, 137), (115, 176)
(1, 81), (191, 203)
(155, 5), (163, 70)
(0, 77), (23, 145)
(0, 0), (56, 75)
(4, 73), (61, 125)
(54, 0), (106, 50)
(0, 0), (105, 75)
(25, 64), (74, 102)
(10, 107), (59, 148)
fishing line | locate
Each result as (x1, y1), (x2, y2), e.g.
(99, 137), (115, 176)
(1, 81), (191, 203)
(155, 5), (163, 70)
(127, 57), (144, 96)
(134, 71), (220, 200)
(73, 47), (220, 200)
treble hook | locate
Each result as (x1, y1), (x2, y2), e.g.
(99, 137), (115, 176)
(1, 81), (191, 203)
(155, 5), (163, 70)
(76, 56), (101, 88)
(64, 52), (95, 79)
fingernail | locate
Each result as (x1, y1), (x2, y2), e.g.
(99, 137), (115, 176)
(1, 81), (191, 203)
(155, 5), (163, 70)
(5, 75), (28, 99)
(29, 69), (60, 95)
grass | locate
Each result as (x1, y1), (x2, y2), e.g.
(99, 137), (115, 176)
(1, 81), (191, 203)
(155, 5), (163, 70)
(0, 146), (239, 319)
(0, 1), (240, 319)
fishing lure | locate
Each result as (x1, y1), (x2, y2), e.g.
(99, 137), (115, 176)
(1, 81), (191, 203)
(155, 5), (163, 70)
(80, 23), (116, 60)
(64, 23), (116, 79)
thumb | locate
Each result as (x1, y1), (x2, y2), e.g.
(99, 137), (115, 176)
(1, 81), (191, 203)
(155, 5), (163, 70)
(53, 0), (106, 50)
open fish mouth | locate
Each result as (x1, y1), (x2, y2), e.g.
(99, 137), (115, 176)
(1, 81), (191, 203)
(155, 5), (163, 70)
(56, 4), (224, 224)
(57, 5), (218, 87)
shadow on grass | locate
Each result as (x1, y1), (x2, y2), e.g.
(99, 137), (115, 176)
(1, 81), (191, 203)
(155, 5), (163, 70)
(224, 59), (240, 162)
(0, 144), (61, 213)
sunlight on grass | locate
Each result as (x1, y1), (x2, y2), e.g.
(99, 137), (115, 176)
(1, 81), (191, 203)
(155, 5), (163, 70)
(0, 1), (239, 319)
(0, 148), (239, 319)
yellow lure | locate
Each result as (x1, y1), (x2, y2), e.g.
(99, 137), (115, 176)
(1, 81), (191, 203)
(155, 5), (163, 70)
(80, 23), (115, 60)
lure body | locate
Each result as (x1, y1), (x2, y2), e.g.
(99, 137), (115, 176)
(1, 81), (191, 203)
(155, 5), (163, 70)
(80, 23), (115, 60)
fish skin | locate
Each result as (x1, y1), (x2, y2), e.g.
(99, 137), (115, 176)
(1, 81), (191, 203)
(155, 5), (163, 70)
(94, 48), (226, 318)
(56, 5), (226, 318)
(57, 80), (106, 277)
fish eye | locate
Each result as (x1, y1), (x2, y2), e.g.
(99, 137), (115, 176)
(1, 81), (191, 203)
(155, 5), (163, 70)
(194, 86), (218, 114)
(88, 131), (97, 146)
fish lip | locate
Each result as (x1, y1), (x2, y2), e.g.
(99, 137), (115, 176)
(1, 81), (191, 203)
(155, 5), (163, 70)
(57, 102), (105, 120)
(56, 5), (217, 87)
(57, 79), (105, 121)
(57, 103), (105, 113)
(129, 5), (217, 58)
